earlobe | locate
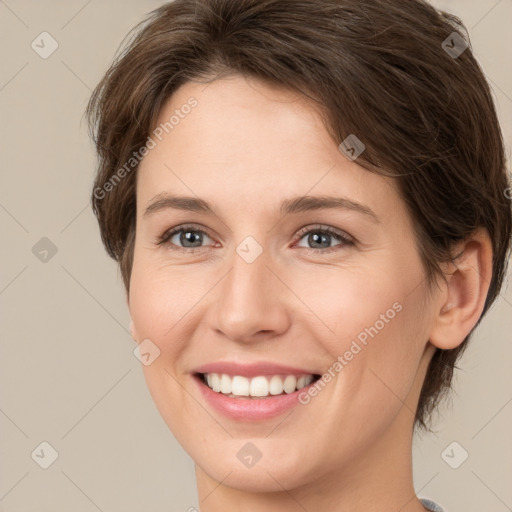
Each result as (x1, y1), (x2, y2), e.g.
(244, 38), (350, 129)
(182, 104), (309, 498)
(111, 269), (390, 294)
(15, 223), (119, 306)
(429, 228), (493, 350)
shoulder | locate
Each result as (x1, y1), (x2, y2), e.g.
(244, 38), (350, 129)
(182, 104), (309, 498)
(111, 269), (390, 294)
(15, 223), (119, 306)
(420, 498), (445, 512)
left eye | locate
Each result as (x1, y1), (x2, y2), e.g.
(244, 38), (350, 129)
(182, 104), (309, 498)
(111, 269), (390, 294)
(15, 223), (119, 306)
(294, 225), (353, 252)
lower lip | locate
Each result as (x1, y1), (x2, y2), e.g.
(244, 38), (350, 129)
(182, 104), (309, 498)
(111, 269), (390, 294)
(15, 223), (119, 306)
(193, 375), (317, 421)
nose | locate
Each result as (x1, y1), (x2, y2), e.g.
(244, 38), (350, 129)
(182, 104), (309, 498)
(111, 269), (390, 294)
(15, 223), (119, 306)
(207, 249), (291, 344)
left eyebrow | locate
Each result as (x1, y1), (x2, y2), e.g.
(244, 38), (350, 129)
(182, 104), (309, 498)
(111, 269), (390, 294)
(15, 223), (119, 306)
(280, 195), (380, 223)
(143, 193), (380, 224)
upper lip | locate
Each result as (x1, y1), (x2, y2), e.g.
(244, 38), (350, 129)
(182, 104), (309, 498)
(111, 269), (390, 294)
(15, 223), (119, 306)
(193, 361), (319, 378)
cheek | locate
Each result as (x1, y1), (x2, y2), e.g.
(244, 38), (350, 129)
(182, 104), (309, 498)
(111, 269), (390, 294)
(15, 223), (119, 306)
(129, 257), (203, 344)
(128, 260), (201, 429)
(128, 256), (224, 403)
(128, 258), (188, 403)
(309, 253), (430, 401)
(309, 260), (422, 344)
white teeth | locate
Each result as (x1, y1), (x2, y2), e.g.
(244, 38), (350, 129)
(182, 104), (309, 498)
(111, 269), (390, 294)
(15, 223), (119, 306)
(210, 373), (221, 392)
(269, 375), (284, 395)
(220, 374), (231, 394)
(296, 375), (308, 389)
(250, 376), (269, 397)
(231, 376), (250, 396)
(202, 373), (315, 397)
(283, 375), (297, 394)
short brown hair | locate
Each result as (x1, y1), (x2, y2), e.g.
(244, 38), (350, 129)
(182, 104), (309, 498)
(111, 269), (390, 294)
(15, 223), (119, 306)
(86, 0), (512, 430)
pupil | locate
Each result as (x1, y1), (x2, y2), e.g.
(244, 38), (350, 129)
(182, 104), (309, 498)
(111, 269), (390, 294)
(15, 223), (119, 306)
(182, 230), (202, 247)
(309, 232), (329, 249)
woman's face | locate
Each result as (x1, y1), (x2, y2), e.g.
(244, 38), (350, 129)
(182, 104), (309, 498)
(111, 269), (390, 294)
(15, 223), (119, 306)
(129, 75), (439, 492)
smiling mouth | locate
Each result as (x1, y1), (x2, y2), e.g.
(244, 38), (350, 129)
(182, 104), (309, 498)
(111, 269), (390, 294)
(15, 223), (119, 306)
(196, 372), (322, 399)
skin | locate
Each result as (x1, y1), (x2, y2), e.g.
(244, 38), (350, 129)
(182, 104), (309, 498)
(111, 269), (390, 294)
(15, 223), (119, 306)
(128, 74), (492, 512)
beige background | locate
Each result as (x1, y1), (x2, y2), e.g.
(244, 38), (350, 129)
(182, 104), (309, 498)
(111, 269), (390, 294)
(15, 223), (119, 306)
(0, 1), (511, 511)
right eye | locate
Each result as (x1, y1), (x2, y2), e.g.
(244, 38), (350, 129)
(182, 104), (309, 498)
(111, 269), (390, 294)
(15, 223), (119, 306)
(157, 224), (217, 252)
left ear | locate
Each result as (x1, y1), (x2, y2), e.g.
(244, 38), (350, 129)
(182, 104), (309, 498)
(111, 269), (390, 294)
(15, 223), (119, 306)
(429, 227), (493, 350)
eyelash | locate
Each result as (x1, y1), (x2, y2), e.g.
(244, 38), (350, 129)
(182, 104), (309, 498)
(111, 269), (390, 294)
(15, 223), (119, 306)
(156, 223), (354, 255)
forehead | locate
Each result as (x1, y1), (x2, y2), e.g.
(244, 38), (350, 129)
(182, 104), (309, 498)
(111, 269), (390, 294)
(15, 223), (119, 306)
(152, 75), (330, 167)
(136, 75), (403, 224)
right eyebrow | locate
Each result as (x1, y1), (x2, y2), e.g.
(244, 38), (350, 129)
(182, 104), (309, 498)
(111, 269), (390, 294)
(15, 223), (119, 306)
(143, 194), (217, 218)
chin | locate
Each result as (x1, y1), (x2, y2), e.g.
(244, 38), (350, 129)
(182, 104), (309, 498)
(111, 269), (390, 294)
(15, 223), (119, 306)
(193, 439), (325, 494)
